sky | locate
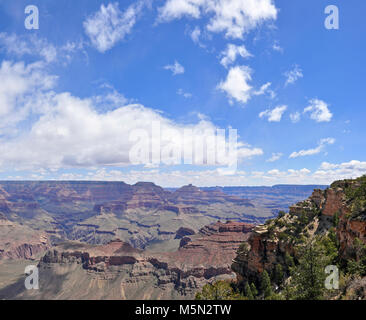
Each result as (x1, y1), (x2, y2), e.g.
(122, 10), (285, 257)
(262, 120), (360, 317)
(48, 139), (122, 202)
(0, 0), (365, 187)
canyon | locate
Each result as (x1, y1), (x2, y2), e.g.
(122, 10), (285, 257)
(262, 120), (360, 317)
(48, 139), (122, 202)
(1, 221), (254, 299)
(0, 180), (327, 299)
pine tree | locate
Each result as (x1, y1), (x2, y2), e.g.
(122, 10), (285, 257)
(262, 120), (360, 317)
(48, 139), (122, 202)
(260, 270), (272, 298)
(287, 240), (327, 300)
(244, 282), (254, 300)
(250, 283), (258, 297)
(274, 264), (284, 285)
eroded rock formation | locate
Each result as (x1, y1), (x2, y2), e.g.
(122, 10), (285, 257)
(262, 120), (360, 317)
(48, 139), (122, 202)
(11, 221), (254, 299)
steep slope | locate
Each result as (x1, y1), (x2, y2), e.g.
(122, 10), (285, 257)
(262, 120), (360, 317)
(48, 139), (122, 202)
(0, 212), (50, 260)
(1, 221), (254, 300)
(231, 175), (366, 299)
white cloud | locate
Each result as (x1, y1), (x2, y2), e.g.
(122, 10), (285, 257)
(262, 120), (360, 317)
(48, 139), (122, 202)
(190, 26), (201, 43)
(272, 40), (283, 53)
(83, 2), (144, 53)
(313, 160), (366, 183)
(304, 99), (333, 122)
(157, 0), (277, 39)
(177, 88), (192, 98)
(34, 160), (366, 186)
(259, 105), (287, 122)
(52, 168), (251, 188)
(0, 33), (83, 64)
(0, 33), (57, 62)
(220, 43), (252, 68)
(319, 160), (366, 173)
(7, 158), (366, 187)
(250, 161), (366, 186)
(0, 60), (57, 131)
(253, 82), (274, 98)
(284, 65), (303, 86)
(164, 61), (185, 75)
(266, 152), (283, 162)
(218, 66), (271, 104)
(217, 65), (252, 104)
(289, 138), (335, 159)
(0, 60), (262, 172)
(290, 111), (301, 123)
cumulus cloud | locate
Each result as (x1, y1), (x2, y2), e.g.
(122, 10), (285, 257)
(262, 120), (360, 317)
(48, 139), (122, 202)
(266, 152), (283, 162)
(157, 0), (277, 39)
(0, 60), (57, 131)
(217, 66), (271, 104)
(259, 105), (287, 122)
(290, 111), (301, 123)
(220, 43), (252, 68)
(164, 61), (185, 75)
(250, 160), (366, 186)
(284, 65), (303, 86)
(289, 138), (335, 159)
(304, 99), (333, 122)
(311, 161), (366, 184)
(31, 159), (366, 186)
(6, 158), (366, 187)
(0, 60), (262, 172)
(83, 2), (145, 53)
(318, 160), (366, 176)
(217, 65), (252, 104)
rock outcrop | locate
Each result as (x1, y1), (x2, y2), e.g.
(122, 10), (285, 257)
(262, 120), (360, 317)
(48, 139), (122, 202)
(175, 227), (195, 239)
(232, 176), (366, 288)
(7, 221), (254, 299)
(0, 223), (50, 260)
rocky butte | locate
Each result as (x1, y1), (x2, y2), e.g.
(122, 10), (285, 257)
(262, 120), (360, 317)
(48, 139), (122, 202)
(0, 220), (254, 299)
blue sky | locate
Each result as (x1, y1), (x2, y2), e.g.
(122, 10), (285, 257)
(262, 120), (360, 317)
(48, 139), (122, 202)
(0, 0), (364, 186)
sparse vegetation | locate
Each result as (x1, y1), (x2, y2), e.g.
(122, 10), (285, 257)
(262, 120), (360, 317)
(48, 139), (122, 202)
(195, 281), (246, 300)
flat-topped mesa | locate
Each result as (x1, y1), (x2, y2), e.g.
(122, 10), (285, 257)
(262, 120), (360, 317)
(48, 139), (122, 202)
(170, 184), (254, 206)
(199, 221), (254, 236)
(127, 182), (170, 209)
(0, 181), (134, 204)
(40, 239), (143, 267)
(172, 221), (254, 271)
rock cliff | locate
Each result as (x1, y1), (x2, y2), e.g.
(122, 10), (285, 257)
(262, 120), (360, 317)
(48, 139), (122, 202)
(232, 176), (366, 297)
(5, 221), (254, 299)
